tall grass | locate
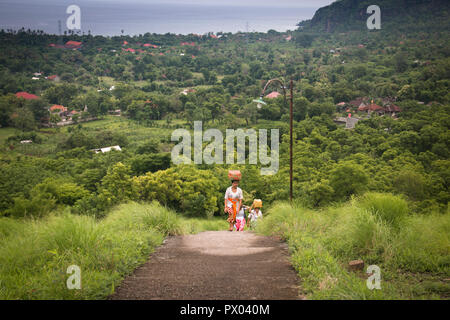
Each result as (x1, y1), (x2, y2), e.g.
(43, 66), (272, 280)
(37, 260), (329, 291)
(355, 192), (409, 227)
(256, 193), (450, 300)
(0, 201), (226, 299)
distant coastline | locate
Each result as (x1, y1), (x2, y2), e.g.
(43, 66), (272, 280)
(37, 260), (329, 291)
(0, 1), (317, 36)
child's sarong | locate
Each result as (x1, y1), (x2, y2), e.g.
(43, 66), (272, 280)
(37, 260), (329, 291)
(235, 218), (245, 231)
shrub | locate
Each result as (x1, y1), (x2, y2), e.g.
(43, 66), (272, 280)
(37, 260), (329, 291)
(129, 153), (171, 175)
(305, 179), (334, 207)
(33, 178), (90, 206)
(357, 192), (409, 227)
(329, 161), (368, 200)
(132, 165), (222, 217)
(393, 171), (426, 201)
(5, 194), (57, 218)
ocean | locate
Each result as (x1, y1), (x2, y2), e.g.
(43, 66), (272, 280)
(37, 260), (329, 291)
(0, 0), (318, 36)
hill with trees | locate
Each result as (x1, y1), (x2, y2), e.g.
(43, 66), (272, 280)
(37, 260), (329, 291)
(298, 0), (450, 33)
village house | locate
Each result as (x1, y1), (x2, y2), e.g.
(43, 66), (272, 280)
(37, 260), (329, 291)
(92, 146), (122, 154)
(334, 114), (360, 129)
(68, 110), (80, 119)
(349, 97), (369, 109)
(46, 75), (60, 82)
(358, 101), (385, 115)
(384, 104), (402, 117)
(49, 41), (83, 50)
(336, 102), (347, 111)
(32, 72), (42, 80)
(50, 105), (69, 118)
(108, 109), (122, 116)
(181, 88), (196, 95)
(265, 91), (281, 99)
(65, 41), (82, 50)
(15, 92), (40, 100)
(345, 97), (402, 118)
(143, 43), (158, 48)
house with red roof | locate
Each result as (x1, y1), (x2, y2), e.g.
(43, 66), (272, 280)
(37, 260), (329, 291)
(384, 104), (402, 116)
(143, 43), (158, 48)
(349, 97), (369, 109)
(15, 92), (39, 100)
(265, 91), (281, 99)
(50, 105), (68, 117)
(49, 43), (66, 49)
(50, 105), (67, 112)
(358, 102), (385, 115)
(65, 41), (82, 49)
(46, 75), (60, 81)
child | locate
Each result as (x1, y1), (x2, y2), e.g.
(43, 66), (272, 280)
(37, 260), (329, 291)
(234, 205), (247, 231)
(248, 200), (263, 229)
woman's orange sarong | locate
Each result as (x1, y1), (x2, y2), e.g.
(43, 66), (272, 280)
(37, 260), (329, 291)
(227, 198), (239, 224)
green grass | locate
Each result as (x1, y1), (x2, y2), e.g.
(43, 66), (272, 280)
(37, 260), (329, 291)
(0, 127), (18, 145)
(0, 201), (226, 299)
(255, 193), (450, 300)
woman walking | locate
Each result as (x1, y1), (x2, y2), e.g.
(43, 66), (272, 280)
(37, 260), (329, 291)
(224, 171), (243, 231)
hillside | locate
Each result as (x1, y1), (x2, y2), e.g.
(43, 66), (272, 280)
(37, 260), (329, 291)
(0, 0), (448, 302)
(298, 0), (450, 33)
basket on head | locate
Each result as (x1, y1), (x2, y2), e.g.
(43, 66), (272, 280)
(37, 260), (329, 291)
(228, 170), (241, 181)
(253, 199), (262, 208)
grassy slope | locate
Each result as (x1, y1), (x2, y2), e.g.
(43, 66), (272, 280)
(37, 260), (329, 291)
(0, 201), (227, 299)
(255, 194), (450, 300)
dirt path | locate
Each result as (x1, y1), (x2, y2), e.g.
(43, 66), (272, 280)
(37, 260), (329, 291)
(109, 231), (303, 300)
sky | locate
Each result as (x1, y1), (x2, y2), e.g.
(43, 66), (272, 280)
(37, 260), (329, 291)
(109, 0), (336, 7)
